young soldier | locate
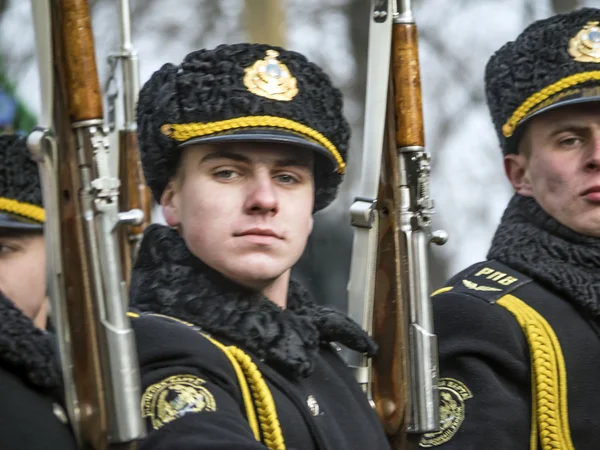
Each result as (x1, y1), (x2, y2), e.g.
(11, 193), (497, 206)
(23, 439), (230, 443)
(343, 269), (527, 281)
(129, 44), (390, 449)
(0, 134), (77, 449)
(421, 8), (600, 449)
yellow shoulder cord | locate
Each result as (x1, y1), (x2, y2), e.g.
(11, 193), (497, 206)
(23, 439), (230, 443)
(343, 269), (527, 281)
(496, 294), (575, 450)
(203, 334), (286, 450)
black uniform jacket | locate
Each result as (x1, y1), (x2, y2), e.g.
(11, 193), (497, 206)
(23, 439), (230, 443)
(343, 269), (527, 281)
(129, 224), (390, 450)
(420, 260), (600, 449)
(131, 312), (390, 450)
(0, 294), (77, 450)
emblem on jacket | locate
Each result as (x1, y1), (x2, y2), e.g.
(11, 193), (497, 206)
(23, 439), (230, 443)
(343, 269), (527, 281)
(141, 374), (217, 430)
(307, 394), (320, 416)
(568, 21), (600, 63)
(419, 378), (473, 448)
(243, 50), (299, 101)
(462, 279), (502, 292)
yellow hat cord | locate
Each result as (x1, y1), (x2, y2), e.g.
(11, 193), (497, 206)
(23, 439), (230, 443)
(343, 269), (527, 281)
(502, 71), (600, 138)
(160, 115), (345, 174)
(0, 197), (45, 224)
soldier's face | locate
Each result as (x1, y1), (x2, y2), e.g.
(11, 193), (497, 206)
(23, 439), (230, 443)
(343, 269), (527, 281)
(505, 103), (600, 236)
(0, 230), (47, 329)
(161, 142), (315, 293)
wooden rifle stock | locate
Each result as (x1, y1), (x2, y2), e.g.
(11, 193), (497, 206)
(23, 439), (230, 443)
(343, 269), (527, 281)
(392, 23), (424, 147)
(118, 129), (151, 287)
(62, 0), (104, 121)
(371, 79), (416, 450)
(371, 8), (440, 450)
(51, 0), (109, 447)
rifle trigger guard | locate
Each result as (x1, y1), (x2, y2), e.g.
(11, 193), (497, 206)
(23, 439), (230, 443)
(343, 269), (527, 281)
(350, 197), (377, 229)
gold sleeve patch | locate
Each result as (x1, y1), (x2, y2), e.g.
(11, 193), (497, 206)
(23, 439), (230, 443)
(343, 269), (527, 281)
(419, 378), (473, 448)
(141, 374), (217, 430)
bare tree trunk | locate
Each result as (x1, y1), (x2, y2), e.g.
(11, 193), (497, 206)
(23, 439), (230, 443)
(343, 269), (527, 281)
(244, 0), (286, 47)
(550, 0), (580, 13)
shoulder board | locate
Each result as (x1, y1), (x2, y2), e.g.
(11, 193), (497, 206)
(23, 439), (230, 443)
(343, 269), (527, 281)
(127, 310), (204, 332)
(435, 260), (532, 303)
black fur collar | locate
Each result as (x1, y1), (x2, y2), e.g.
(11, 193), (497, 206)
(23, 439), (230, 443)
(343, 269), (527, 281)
(0, 293), (60, 391)
(488, 194), (600, 319)
(130, 224), (376, 378)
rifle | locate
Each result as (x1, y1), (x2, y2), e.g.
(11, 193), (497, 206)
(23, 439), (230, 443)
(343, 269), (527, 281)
(347, 1), (447, 448)
(105, 0), (153, 287)
(27, 0), (146, 448)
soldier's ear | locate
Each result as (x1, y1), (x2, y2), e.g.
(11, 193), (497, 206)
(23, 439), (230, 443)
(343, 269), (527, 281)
(161, 180), (181, 227)
(504, 153), (533, 197)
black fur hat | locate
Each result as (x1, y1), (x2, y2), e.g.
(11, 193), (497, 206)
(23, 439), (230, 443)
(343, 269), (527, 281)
(136, 43), (351, 212)
(0, 134), (44, 229)
(485, 8), (600, 154)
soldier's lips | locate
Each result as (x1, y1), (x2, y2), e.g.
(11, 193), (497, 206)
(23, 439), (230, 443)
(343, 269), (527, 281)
(235, 228), (283, 243)
(239, 235), (280, 245)
(581, 186), (600, 202)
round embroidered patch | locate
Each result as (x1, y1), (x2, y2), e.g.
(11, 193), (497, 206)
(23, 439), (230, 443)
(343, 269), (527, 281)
(419, 378), (473, 448)
(141, 374), (217, 430)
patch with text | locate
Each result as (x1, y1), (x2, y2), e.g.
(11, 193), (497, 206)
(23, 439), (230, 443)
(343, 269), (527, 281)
(450, 260), (531, 302)
(419, 378), (473, 448)
(142, 374), (217, 430)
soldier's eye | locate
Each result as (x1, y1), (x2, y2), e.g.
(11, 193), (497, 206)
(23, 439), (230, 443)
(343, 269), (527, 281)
(0, 243), (17, 255)
(214, 170), (239, 180)
(276, 174), (298, 184)
(558, 136), (583, 147)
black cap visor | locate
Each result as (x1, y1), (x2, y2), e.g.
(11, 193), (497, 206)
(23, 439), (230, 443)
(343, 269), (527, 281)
(0, 212), (43, 231)
(507, 85), (600, 154)
(178, 128), (339, 173)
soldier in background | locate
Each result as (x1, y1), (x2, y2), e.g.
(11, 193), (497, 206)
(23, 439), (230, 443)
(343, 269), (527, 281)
(423, 8), (600, 449)
(128, 43), (390, 449)
(0, 134), (77, 449)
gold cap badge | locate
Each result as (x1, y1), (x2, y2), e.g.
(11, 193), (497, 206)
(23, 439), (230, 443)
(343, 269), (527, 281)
(243, 50), (299, 101)
(568, 21), (600, 63)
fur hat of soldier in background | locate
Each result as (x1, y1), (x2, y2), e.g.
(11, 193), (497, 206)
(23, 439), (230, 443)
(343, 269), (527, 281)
(485, 7), (600, 155)
(136, 43), (350, 212)
(0, 134), (44, 230)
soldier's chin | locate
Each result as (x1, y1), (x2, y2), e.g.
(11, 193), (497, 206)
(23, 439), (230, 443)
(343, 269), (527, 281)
(216, 254), (292, 290)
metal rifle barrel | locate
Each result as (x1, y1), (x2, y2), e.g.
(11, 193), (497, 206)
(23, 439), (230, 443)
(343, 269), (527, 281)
(391, 0), (444, 435)
(116, 0), (152, 287)
(50, 0), (146, 447)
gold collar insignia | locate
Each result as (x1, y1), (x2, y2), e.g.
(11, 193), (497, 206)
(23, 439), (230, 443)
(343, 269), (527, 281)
(568, 21), (600, 63)
(243, 50), (299, 101)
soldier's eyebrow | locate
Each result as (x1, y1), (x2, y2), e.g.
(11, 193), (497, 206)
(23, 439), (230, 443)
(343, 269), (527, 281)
(199, 151), (251, 165)
(547, 124), (589, 138)
(199, 151), (312, 169)
(273, 157), (312, 169)
(0, 229), (37, 240)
